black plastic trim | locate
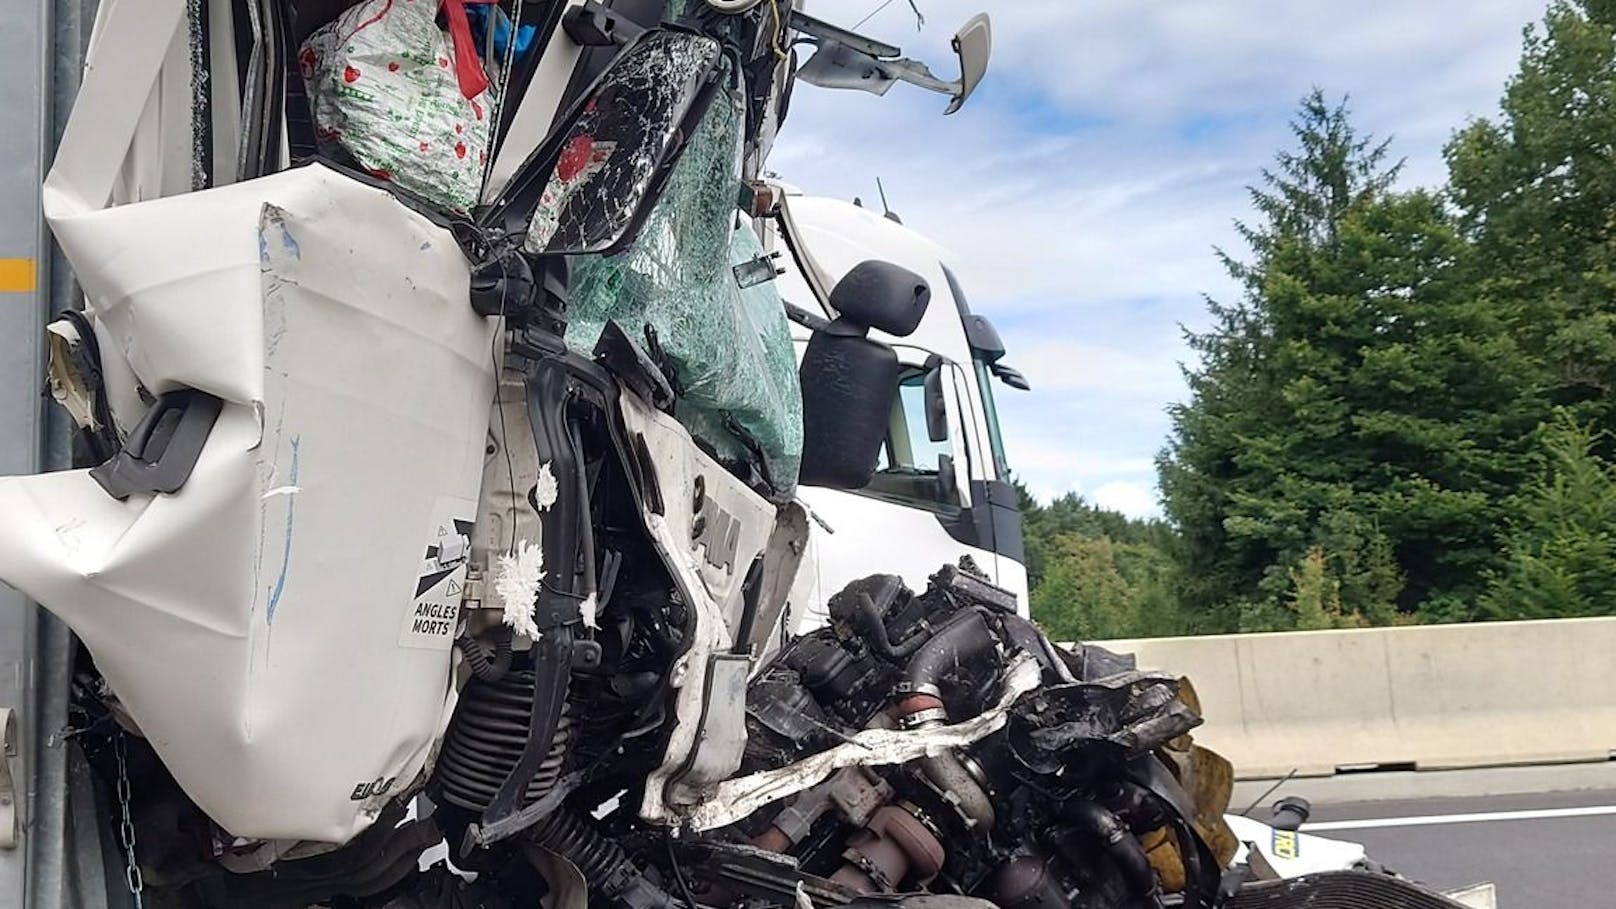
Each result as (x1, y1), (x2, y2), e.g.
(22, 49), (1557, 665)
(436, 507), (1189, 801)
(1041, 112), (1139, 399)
(90, 390), (223, 501)
(935, 478), (1026, 566)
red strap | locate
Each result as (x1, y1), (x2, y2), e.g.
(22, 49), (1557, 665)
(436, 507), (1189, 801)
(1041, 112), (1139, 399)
(441, 0), (496, 99)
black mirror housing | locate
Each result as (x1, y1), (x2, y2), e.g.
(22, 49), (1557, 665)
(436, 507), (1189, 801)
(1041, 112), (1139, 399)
(797, 321), (900, 489)
(481, 28), (723, 256)
(828, 260), (930, 337)
(923, 359), (949, 443)
(963, 312), (1005, 361)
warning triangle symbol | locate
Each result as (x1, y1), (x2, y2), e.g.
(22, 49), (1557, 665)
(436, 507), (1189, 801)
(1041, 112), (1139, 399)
(446, 579), (462, 597)
(437, 525), (449, 537)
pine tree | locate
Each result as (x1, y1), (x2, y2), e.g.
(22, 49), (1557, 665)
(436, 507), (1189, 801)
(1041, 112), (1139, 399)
(1161, 92), (1539, 625)
(1480, 411), (1616, 620)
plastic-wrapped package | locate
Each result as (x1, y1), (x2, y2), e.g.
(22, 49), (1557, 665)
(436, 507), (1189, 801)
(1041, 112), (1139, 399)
(300, 0), (495, 213)
(563, 81), (804, 493)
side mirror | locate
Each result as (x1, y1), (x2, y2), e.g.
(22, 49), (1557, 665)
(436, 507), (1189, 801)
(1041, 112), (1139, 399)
(790, 11), (992, 115)
(923, 358), (949, 443)
(799, 261), (932, 488)
(829, 260), (930, 337)
(797, 324), (899, 489)
(963, 312), (1031, 390)
(948, 14), (992, 115)
(482, 29), (723, 255)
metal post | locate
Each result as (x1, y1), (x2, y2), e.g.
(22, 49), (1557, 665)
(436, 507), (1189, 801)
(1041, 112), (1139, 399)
(0, 0), (98, 904)
(0, 0), (53, 897)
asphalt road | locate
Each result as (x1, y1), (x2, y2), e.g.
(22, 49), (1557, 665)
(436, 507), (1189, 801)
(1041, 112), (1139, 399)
(1299, 787), (1616, 907)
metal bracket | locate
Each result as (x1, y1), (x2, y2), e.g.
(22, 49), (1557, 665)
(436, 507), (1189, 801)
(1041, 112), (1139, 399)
(789, 10), (990, 114)
(561, 0), (645, 47)
(1, 706), (18, 849)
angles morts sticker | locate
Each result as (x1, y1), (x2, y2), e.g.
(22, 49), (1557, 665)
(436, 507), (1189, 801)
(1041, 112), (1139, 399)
(399, 495), (476, 649)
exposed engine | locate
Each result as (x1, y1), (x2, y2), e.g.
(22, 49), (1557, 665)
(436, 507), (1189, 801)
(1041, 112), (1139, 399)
(63, 559), (1473, 909)
(696, 564), (1238, 909)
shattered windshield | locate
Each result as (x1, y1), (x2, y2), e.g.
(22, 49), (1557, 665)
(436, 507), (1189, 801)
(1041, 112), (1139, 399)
(562, 62), (804, 493)
(523, 31), (721, 255)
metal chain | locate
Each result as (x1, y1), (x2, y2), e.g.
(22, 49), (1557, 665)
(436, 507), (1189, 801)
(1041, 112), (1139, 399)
(114, 732), (145, 908)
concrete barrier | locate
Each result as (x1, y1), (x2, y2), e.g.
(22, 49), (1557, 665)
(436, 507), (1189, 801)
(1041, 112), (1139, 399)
(1093, 617), (1616, 779)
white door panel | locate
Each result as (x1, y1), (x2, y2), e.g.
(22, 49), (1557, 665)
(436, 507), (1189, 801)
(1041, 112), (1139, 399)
(795, 488), (1003, 630)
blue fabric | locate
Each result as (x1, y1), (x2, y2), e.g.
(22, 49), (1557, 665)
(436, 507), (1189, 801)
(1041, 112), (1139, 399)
(466, 5), (536, 61)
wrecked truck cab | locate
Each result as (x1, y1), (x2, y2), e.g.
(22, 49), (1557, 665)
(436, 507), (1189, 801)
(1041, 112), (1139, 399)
(0, 0), (1492, 905)
(9, 0), (933, 863)
(15, 0), (793, 847)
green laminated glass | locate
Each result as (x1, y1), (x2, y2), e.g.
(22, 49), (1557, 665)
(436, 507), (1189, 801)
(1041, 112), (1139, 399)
(563, 80), (804, 492)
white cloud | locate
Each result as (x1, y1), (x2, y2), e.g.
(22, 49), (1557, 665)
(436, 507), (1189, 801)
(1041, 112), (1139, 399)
(1010, 337), (1187, 395)
(777, 0), (1549, 519)
(1092, 481), (1161, 520)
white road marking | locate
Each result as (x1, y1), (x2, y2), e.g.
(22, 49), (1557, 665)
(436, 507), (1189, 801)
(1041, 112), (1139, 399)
(1306, 804), (1616, 831)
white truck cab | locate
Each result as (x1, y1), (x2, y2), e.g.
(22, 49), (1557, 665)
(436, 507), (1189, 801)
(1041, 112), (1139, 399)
(761, 186), (1031, 626)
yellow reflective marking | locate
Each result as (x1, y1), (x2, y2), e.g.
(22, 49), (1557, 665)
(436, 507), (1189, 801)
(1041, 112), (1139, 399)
(0, 259), (37, 293)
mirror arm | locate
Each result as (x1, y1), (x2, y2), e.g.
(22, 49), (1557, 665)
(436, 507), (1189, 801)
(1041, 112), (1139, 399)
(991, 363), (1030, 391)
(787, 10), (901, 58)
(788, 10), (986, 112)
(878, 58), (958, 97)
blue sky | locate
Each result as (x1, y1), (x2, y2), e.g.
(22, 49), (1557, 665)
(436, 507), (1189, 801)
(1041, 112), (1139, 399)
(772, 0), (1550, 517)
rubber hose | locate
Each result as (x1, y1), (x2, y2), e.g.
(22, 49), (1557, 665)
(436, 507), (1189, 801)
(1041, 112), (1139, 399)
(457, 629), (513, 682)
(853, 591), (929, 659)
(531, 809), (678, 909)
(901, 609), (995, 696)
(1102, 781), (1169, 835)
(1062, 800), (1161, 905)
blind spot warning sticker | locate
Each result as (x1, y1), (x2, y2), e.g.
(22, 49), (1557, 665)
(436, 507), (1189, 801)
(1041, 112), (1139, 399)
(400, 496), (476, 649)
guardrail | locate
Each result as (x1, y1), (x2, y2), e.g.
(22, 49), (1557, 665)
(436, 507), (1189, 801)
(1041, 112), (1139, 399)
(1094, 616), (1616, 779)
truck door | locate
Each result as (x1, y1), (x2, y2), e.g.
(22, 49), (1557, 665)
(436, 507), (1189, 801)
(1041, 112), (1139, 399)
(795, 353), (1018, 627)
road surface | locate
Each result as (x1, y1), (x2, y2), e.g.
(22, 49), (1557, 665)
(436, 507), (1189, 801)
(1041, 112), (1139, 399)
(1243, 766), (1616, 907)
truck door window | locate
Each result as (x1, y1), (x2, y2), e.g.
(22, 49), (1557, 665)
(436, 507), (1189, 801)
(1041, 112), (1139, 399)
(942, 264), (1012, 482)
(973, 358), (1011, 482)
(864, 371), (961, 514)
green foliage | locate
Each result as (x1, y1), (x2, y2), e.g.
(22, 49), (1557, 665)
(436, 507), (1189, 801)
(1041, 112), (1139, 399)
(1161, 90), (1536, 626)
(1020, 484), (1194, 640)
(1029, 5), (1616, 629)
(1447, 1), (1616, 435)
(1030, 533), (1189, 641)
(1479, 412), (1616, 619)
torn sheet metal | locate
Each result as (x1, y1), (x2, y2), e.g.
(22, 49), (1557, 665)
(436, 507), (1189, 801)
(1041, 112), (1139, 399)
(687, 652), (1042, 831)
(1009, 671), (1203, 768)
(2, 164), (496, 844)
(617, 393), (777, 824)
(44, 318), (107, 438)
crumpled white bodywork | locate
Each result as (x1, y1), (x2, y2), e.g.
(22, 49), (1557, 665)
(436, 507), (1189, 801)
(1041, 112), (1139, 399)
(0, 163), (496, 843)
(6, 107), (497, 844)
(0, 0), (500, 845)
(1223, 814), (1367, 877)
